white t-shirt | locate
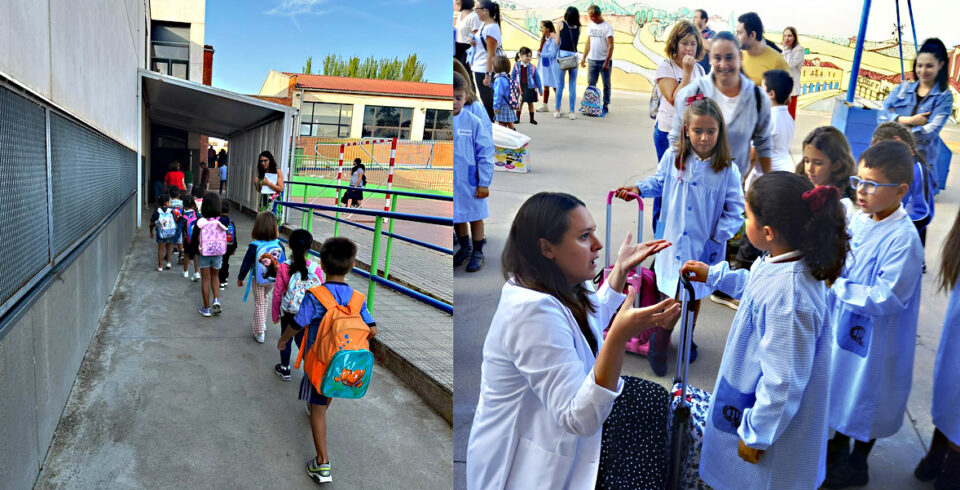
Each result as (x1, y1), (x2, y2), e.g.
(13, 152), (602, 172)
(456, 11), (481, 44)
(744, 105), (795, 192)
(655, 59), (706, 132)
(586, 21), (614, 61)
(471, 23), (502, 73)
(713, 90), (739, 125)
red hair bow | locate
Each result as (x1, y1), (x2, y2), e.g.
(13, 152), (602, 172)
(686, 93), (705, 104)
(801, 185), (839, 213)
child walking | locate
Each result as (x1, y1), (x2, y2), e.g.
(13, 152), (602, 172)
(615, 97), (744, 376)
(490, 55), (516, 129)
(511, 47), (543, 124)
(453, 72), (495, 273)
(149, 194), (178, 271)
(824, 140), (924, 488)
(682, 172), (849, 489)
(179, 195), (201, 280)
(272, 229), (323, 381)
(188, 192), (228, 317)
(218, 200), (238, 290)
(276, 237), (377, 484)
(797, 126), (857, 221)
(237, 211), (286, 343)
(914, 210), (960, 488)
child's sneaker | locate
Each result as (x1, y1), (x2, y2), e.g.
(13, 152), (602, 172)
(254, 331), (265, 343)
(198, 307), (212, 317)
(183, 270), (190, 279)
(307, 458), (332, 484)
(274, 363), (291, 381)
(165, 262), (172, 269)
(211, 299), (222, 315)
(219, 282), (227, 290)
(158, 267), (163, 272)
(192, 271), (201, 281)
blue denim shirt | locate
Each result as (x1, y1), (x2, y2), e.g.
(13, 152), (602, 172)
(878, 81), (954, 165)
(510, 62), (543, 92)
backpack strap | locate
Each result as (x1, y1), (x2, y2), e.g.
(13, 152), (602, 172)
(346, 290), (365, 314)
(753, 84), (762, 117)
(310, 285), (340, 312)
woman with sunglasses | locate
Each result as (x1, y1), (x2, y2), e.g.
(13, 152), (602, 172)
(253, 150), (284, 215)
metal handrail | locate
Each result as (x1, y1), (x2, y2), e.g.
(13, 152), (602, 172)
(284, 180), (452, 201)
(290, 208), (453, 255)
(277, 201), (451, 226)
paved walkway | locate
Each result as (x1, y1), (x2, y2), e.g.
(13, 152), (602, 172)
(36, 209), (451, 488)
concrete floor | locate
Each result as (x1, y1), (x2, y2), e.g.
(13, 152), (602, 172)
(453, 90), (960, 489)
(35, 210), (452, 489)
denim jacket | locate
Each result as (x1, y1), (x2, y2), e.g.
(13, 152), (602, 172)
(878, 81), (954, 165)
(492, 74), (512, 112)
(510, 62), (543, 92)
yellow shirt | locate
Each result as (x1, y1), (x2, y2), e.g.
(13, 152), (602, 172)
(742, 46), (790, 86)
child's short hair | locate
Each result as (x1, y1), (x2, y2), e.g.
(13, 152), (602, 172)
(453, 71), (467, 92)
(677, 97), (732, 172)
(158, 194), (170, 206)
(200, 192), (220, 218)
(762, 69), (793, 105)
(251, 211), (278, 240)
(169, 187), (180, 199)
(220, 200), (230, 215)
(491, 55), (511, 74)
(319, 237), (357, 276)
(860, 140), (914, 186)
(515, 46), (533, 61)
(182, 195), (196, 210)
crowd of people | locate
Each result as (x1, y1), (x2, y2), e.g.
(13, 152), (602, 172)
(454, 3), (957, 489)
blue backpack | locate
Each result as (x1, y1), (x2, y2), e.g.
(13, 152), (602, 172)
(242, 239), (286, 302)
(156, 207), (177, 240)
(579, 86), (603, 116)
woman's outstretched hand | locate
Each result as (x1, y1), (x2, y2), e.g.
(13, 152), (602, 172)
(609, 289), (680, 340)
(680, 260), (709, 283)
(616, 234), (670, 273)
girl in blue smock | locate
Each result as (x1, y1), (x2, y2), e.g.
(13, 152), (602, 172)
(877, 38), (954, 175)
(913, 210), (960, 488)
(490, 55), (516, 128)
(453, 72), (495, 273)
(616, 97), (744, 375)
(537, 20), (559, 112)
(681, 173), (849, 490)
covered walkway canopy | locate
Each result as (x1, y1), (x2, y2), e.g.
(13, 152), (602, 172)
(138, 69), (298, 224)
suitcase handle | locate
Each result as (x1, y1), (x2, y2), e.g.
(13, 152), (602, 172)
(604, 190), (644, 270)
(673, 273), (696, 397)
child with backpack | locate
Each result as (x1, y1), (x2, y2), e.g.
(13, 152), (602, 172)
(218, 200), (238, 290)
(272, 229), (324, 381)
(237, 211), (286, 343)
(169, 188), (184, 262)
(149, 194), (178, 272)
(490, 55), (516, 129)
(187, 192), (228, 317)
(511, 47), (543, 124)
(276, 236), (376, 484)
(179, 195), (201, 281)
(681, 172), (849, 489)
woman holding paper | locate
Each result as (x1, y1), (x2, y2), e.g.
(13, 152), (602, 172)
(253, 150), (284, 214)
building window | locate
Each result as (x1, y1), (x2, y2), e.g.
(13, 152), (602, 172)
(299, 102), (353, 138)
(151, 23), (190, 80)
(423, 109), (452, 140)
(362, 106), (412, 139)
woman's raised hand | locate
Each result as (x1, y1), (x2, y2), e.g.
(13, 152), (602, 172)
(615, 233), (670, 273)
(613, 186), (640, 201)
(610, 290), (680, 340)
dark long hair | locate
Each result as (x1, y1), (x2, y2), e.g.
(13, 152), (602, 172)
(539, 20), (556, 52)
(257, 151), (278, 180)
(939, 209), (960, 292)
(502, 193), (598, 355)
(478, 0), (500, 26)
(747, 172), (849, 282)
(676, 98), (732, 172)
(913, 37), (949, 91)
(799, 126), (856, 201)
(563, 6), (581, 28)
(288, 228), (314, 281)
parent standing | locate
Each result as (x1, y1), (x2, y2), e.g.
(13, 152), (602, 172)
(253, 150), (284, 214)
(781, 26), (804, 119)
(470, 0), (502, 122)
(736, 12), (789, 87)
(878, 37), (955, 171)
(693, 9), (716, 74)
(536, 20), (559, 113)
(582, 5), (614, 115)
(554, 7), (581, 120)
(466, 192), (679, 489)
(652, 20), (706, 233)
(455, 0), (481, 70)
(163, 160), (186, 194)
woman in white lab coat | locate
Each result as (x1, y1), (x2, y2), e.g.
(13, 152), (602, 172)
(466, 192), (680, 490)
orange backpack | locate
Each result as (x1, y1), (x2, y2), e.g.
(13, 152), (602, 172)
(295, 285), (374, 398)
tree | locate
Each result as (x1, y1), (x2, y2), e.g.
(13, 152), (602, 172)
(302, 56), (313, 75)
(317, 53), (426, 81)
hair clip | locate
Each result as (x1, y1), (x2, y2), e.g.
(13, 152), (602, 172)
(686, 93), (705, 104)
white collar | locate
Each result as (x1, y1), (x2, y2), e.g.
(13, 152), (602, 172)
(766, 250), (803, 263)
(772, 105), (790, 113)
(866, 205), (908, 223)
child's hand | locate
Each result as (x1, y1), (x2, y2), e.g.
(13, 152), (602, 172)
(680, 261), (709, 282)
(277, 338), (286, 350)
(738, 439), (763, 464)
(476, 186), (490, 198)
(237, 280), (244, 288)
(149, 231), (154, 239)
(614, 186), (641, 201)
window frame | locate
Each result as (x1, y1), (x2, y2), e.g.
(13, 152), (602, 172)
(362, 105), (413, 140)
(299, 102), (353, 138)
(423, 108), (453, 140)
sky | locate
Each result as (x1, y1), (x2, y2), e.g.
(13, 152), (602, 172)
(205, 0), (453, 95)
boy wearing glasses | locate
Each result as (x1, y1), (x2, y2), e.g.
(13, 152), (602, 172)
(823, 140), (924, 488)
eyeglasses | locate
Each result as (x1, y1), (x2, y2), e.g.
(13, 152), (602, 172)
(259, 159), (269, 163)
(849, 176), (900, 194)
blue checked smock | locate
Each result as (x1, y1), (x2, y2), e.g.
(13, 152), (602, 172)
(932, 279), (960, 445)
(454, 109), (495, 224)
(829, 206), (923, 441)
(878, 81), (954, 167)
(699, 252), (833, 490)
(636, 148), (743, 299)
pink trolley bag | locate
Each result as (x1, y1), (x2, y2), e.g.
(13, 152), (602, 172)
(597, 189), (664, 355)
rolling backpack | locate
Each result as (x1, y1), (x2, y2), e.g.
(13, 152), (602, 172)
(156, 207), (177, 240)
(294, 286), (374, 399)
(196, 218), (227, 256)
(281, 261), (324, 314)
(579, 86), (603, 116)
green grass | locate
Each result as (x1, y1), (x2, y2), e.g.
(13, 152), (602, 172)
(285, 176), (452, 201)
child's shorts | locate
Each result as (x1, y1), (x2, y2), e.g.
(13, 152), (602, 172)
(197, 254), (223, 269)
(156, 235), (177, 244)
(299, 376), (330, 406)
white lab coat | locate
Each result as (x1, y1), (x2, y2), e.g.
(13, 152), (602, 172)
(933, 279), (960, 445)
(829, 206), (923, 441)
(466, 280), (626, 490)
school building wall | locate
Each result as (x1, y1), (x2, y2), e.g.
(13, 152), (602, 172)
(299, 91), (452, 141)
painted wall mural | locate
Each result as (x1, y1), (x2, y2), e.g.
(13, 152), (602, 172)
(488, 2), (960, 121)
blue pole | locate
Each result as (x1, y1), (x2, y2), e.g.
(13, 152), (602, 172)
(907, 0), (919, 59)
(895, 0), (905, 81)
(846, 0), (872, 104)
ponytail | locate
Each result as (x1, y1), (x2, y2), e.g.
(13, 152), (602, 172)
(288, 229), (314, 281)
(747, 172), (849, 282)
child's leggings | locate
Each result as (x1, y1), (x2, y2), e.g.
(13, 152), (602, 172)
(252, 283), (272, 334)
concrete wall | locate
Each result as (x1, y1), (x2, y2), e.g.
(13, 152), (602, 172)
(150, 0), (205, 83)
(300, 91), (452, 141)
(258, 70), (291, 98)
(0, 198), (137, 489)
(0, 0), (146, 149)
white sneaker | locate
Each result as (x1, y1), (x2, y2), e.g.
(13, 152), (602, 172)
(183, 270), (189, 278)
(553, 110), (561, 118)
(536, 103), (549, 112)
(568, 112), (577, 120)
(211, 299), (222, 315)
(192, 272), (201, 281)
(157, 267), (163, 272)
(254, 331), (265, 343)
(165, 262), (172, 269)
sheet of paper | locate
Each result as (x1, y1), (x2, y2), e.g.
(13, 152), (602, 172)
(261, 173), (278, 194)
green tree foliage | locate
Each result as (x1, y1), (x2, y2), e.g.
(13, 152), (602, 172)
(302, 56), (313, 75)
(315, 53), (425, 81)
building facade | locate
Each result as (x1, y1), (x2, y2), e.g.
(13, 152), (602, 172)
(800, 58), (844, 95)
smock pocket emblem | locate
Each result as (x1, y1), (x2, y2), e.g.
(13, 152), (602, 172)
(837, 309), (872, 358)
(711, 376), (756, 436)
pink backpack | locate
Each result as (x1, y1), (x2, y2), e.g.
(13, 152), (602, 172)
(197, 217), (227, 256)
